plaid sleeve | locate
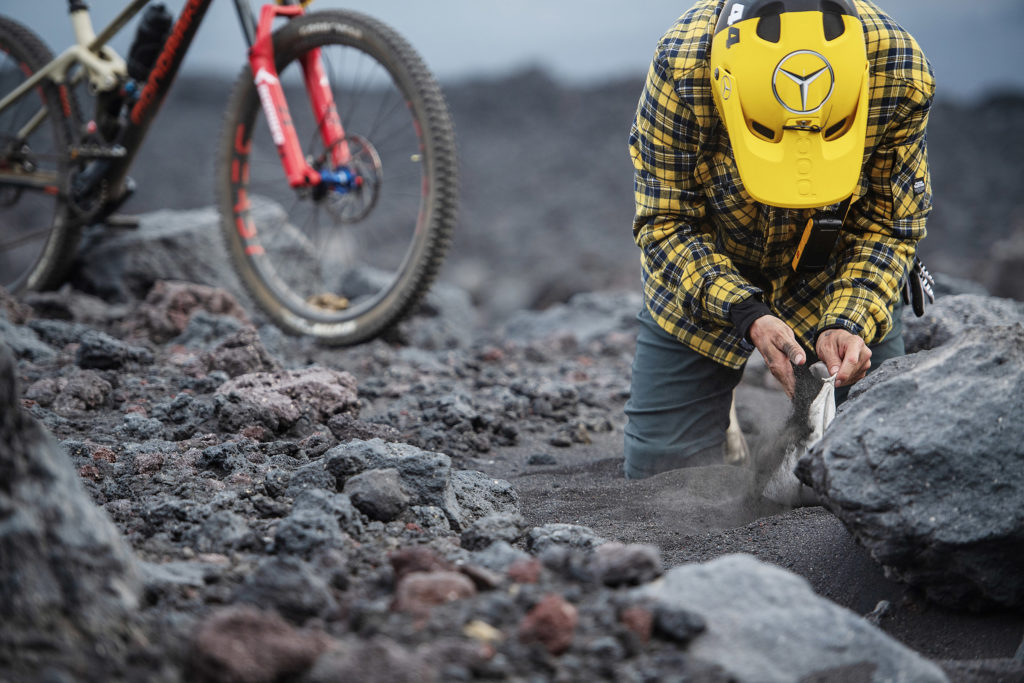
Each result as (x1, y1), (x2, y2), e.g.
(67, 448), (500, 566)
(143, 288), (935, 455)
(630, 49), (760, 333)
(818, 79), (933, 344)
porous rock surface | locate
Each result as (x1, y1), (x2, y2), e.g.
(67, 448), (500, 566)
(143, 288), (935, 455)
(902, 293), (1024, 353)
(0, 343), (144, 678)
(798, 325), (1024, 610)
(634, 555), (948, 683)
(2, 271), (978, 682)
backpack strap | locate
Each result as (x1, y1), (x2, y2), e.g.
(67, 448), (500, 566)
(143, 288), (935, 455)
(791, 196), (852, 273)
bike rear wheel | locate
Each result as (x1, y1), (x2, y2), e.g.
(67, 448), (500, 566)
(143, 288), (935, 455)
(0, 17), (77, 294)
(218, 10), (458, 345)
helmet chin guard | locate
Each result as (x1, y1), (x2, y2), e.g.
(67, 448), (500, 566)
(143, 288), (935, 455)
(710, 0), (869, 208)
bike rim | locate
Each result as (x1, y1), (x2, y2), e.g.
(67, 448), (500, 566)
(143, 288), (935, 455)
(0, 48), (64, 293)
(231, 39), (433, 329)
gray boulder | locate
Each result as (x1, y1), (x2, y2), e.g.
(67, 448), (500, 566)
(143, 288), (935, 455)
(798, 325), (1024, 610)
(235, 556), (338, 624)
(460, 512), (524, 551)
(323, 439), (519, 531)
(71, 207), (248, 304)
(633, 554), (947, 683)
(527, 523), (607, 555)
(273, 489), (358, 557)
(75, 329), (154, 369)
(0, 316), (56, 363)
(344, 468), (410, 522)
(498, 290), (641, 346)
(0, 343), (142, 677)
(985, 226), (1024, 300)
(215, 366), (359, 435)
(903, 293), (1024, 353)
(450, 469), (520, 530)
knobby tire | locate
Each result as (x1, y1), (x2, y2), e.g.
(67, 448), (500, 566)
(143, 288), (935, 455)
(218, 10), (458, 345)
(0, 16), (78, 294)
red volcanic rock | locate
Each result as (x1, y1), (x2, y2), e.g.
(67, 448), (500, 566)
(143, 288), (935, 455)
(192, 605), (329, 682)
(518, 594), (578, 655)
(392, 571), (477, 616)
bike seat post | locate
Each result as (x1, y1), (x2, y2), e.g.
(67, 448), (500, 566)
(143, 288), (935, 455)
(68, 1), (99, 47)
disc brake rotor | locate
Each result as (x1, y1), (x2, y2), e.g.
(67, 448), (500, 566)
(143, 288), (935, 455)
(322, 134), (382, 224)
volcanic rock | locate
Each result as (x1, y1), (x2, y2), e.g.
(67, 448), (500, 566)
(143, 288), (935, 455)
(517, 593), (579, 655)
(0, 285), (31, 323)
(499, 290), (642, 346)
(191, 605), (329, 683)
(527, 523), (608, 554)
(798, 325), (1024, 610)
(133, 280), (250, 344)
(986, 225), (1024, 299)
(652, 604), (706, 644)
(392, 571), (477, 616)
(234, 555), (338, 623)
(344, 468), (411, 522)
(305, 637), (438, 683)
(323, 438), (518, 531)
(389, 546), (455, 581)
(272, 489), (358, 557)
(76, 329), (154, 369)
(590, 542), (664, 587)
(460, 512), (525, 551)
(450, 469), (520, 529)
(201, 325), (281, 377)
(0, 343), (142, 678)
(31, 369), (114, 414)
(633, 554), (947, 682)
(214, 366), (359, 436)
(0, 315), (56, 362)
(902, 293), (1024, 353)
(72, 209), (248, 304)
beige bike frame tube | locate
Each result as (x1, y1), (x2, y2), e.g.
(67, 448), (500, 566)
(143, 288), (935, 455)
(0, 0), (149, 137)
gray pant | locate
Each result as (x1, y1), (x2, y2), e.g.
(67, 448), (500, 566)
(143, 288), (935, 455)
(622, 306), (905, 479)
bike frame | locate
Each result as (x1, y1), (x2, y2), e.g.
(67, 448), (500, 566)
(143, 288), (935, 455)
(0, 0), (349, 207)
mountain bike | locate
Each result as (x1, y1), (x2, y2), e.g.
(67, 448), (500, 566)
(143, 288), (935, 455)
(0, 0), (457, 345)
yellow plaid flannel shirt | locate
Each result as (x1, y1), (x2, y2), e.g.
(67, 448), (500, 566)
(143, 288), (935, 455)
(630, 0), (935, 369)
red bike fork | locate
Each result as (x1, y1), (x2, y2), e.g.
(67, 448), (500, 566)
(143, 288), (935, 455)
(300, 48), (351, 167)
(248, 3), (350, 187)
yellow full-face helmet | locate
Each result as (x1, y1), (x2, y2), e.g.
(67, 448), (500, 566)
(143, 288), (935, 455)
(709, 0), (869, 208)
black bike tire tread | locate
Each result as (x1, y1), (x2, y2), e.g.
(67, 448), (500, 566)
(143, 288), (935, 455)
(217, 10), (458, 346)
(0, 16), (78, 293)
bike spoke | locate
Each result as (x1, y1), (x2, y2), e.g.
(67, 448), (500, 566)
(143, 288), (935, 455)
(0, 225), (51, 250)
(222, 11), (455, 342)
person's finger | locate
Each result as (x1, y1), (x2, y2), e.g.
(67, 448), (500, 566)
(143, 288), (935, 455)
(848, 351), (872, 385)
(766, 344), (797, 397)
(782, 340), (805, 367)
(758, 343), (794, 398)
(850, 361), (871, 385)
(817, 334), (841, 377)
(837, 345), (865, 387)
(775, 361), (796, 398)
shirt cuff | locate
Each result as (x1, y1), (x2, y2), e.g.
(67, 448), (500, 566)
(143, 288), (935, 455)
(729, 297), (772, 342)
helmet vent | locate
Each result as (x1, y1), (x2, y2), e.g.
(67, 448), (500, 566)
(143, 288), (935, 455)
(751, 120), (777, 141)
(821, 2), (847, 40)
(824, 118), (847, 139)
(755, 2), (783, 43)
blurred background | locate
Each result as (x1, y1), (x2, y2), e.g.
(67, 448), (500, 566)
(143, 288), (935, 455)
(24, 1), (1024, 99)
(13, 1), (1024, 317)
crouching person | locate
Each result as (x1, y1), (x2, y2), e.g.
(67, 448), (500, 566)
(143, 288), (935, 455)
(623, 0), (934, 479)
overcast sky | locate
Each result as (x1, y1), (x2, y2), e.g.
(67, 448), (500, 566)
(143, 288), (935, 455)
(16, 1), (1024, 101)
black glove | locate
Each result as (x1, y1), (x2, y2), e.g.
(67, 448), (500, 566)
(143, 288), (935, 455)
(901, 256), (935, 317)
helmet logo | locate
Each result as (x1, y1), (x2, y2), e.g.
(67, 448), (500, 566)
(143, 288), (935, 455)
(721, 74), (733, 101)
(772, 51), (835, 115)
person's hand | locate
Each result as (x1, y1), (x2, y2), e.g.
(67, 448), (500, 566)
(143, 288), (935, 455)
(749, 315), (806, 398)
(815, 328), (872, 388)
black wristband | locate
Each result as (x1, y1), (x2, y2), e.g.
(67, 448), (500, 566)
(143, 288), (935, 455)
(730, 298), (772, 342)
